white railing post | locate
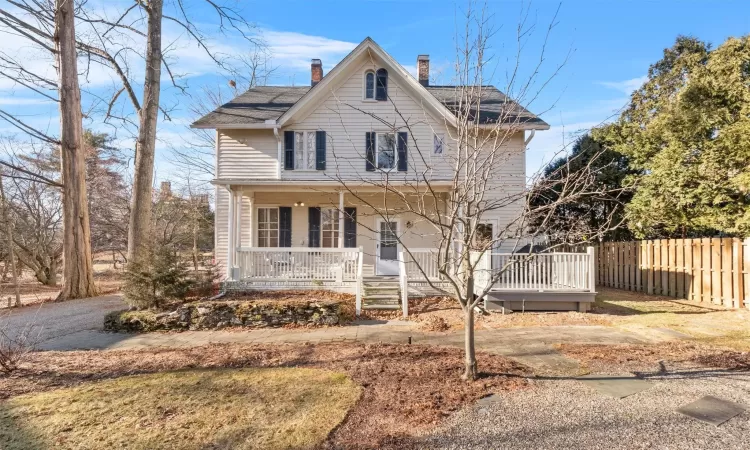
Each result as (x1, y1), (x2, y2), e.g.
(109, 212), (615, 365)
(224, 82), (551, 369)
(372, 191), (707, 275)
(355, 246), (363, 316)
(226, 188), (236, 280)
(399, 251), (408, 317)
(587, 246), (596, 292)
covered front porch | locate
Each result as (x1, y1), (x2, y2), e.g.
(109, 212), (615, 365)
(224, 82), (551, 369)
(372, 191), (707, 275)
(218, 183), (597, 316)
(220, 182), (449, 281)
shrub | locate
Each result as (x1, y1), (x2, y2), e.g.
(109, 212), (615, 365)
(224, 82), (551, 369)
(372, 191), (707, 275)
(0, 312), (42, 374)
(189, 257), (222, 298)
(123, 245), (192, 309)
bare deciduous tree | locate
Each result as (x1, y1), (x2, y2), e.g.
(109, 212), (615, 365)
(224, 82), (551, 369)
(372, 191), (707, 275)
(327, 3), (620, 380)
(55, 0), (96, 299)
(0, 171), (20, 306)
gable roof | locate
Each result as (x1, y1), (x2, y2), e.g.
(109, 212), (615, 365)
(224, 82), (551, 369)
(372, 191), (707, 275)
(191, 37), (549, 130)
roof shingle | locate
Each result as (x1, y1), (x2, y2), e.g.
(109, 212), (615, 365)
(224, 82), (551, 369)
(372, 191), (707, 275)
(191, 85), (548, 128)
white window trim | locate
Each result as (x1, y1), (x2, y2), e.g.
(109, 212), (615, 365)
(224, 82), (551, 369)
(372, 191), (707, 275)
(293, 130), (317, 171)
(363, 70), (376, 101)
(319, 207), (340, 248)
(375, 132), (397, 171)
(256, 206), (280, 248)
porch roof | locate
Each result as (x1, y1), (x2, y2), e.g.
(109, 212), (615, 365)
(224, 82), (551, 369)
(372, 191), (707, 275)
(212, 178), (454, 191)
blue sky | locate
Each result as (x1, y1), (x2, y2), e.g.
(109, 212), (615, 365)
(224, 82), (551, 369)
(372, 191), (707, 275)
(1, 0), (749, 184)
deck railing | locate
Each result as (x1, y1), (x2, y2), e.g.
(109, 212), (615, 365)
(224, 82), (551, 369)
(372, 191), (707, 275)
(236, 247), (361, 282)
(473, 248), (596, 294)
(404, 248), (442, 280)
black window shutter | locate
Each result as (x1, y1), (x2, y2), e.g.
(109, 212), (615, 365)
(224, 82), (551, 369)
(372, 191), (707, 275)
(397, 132), (408, 172)
(279, 207), (292, 247)
(375, 68), (388, 101)
(344, 207), (357, 248)
(315, 130), (326, 170)
(308, 207), (321, 248)
(365, 132), (375, 171)
(284, 131), (295, 170)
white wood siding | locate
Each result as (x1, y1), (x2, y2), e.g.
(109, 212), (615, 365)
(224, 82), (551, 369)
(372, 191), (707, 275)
(217, 129), (278, 179)
(283, 60), (456, 180)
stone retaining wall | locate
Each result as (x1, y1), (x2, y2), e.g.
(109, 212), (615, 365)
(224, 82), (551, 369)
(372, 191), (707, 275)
(104, 300), (341, 332)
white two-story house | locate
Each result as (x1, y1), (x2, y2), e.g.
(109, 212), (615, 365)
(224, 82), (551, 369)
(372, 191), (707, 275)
(193, 38), (596, 313)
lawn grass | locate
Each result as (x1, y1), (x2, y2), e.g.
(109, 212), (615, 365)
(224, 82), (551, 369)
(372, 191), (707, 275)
(593, 288), (750, 350)
(0, 367), (360, 450)
(0, 343), (529, 448)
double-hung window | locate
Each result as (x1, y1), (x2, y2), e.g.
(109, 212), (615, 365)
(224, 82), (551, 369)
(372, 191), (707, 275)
(376, 132), (396, 170)
(433, 133), (444, 154)
(320, 208), (340, 248)
(257, 207), (279, 247)
(294, 131), (317, 170)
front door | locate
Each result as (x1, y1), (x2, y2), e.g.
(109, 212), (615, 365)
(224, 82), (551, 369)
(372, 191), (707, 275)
(376, 220), (399, 276)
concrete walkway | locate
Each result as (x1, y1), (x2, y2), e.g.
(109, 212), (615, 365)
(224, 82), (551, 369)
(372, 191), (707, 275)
(38, 323), (673, 375)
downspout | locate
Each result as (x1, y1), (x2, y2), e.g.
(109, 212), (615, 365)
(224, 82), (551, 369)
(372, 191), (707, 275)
(524, 129), (536, 146)
(273, 125), (281, 179)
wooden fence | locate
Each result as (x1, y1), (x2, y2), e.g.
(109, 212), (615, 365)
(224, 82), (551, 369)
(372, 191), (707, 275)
(596, 238), (750, 308)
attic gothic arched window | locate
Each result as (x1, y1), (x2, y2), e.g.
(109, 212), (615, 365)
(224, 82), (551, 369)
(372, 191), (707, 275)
(364, 71), (375, 99)
(375, 68), (388, 100)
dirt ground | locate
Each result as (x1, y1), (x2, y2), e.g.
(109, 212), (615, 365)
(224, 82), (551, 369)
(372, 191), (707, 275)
(557, 341), (750, 374)
(0, 252), (124, 309)
(0, 343), (530, 449)
(407, 289), (750, 347)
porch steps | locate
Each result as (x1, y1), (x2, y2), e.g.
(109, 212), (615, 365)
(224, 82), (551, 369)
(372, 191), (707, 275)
(361, 277), (402, 310)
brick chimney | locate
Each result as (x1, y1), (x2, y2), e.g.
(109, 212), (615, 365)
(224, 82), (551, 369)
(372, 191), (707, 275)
(159, 181), (172, 200)
(417, 55), (429, 86)
(311, 59), (323, 86)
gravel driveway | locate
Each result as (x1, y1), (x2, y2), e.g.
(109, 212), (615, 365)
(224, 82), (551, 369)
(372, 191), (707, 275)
(421, 370), (750, 449)
(0, 294), (126, 343)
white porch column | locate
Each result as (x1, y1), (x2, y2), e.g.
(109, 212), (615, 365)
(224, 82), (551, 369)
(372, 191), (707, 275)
(226, 187), (236, 279)
(338, 190), (345, 248)
(235, 191), (243, 248)
(248, 191), (254, 248)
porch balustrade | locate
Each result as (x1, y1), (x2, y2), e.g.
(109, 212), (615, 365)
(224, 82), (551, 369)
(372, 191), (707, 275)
(235, 247), (361, 282)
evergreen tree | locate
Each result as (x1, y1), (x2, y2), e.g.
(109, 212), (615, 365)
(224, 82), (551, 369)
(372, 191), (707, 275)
(531, 134), (636, 241)
(596, 35), (750, 238)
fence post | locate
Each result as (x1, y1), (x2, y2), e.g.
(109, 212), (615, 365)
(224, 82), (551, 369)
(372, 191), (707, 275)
(646, 241), (654, 295)
(743, 239), (750, 309)
(587, 247), (596, 293)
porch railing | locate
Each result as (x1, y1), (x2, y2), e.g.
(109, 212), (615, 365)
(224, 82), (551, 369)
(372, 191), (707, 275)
(473, 248), (596, 294)
(404, 248), (442, 280)
(236, 247), (360, 282)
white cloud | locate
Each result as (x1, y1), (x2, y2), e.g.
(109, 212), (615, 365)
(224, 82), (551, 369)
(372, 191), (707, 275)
(0, 97), (54, 106)
(597, 76), (647, 94)
(262, 30), (357, 72)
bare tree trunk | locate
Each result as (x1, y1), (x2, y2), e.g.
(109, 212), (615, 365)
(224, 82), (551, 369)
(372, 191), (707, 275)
(127, 0), (164, 264)
(462, 276), (477, 381)
(54, 0), (97, 300)
(0, 174), (20, 307)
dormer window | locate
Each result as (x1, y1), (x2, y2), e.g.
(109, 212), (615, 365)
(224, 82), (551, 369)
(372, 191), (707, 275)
(364, 71), (375, 99)
(376, 68), (388, 100)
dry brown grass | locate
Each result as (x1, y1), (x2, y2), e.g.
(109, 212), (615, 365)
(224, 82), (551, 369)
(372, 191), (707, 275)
(408, 297), (612, 332)
(0, 367), (360, 450)
(405, 290), (750, 352)
(557, 341), (750, 374)
(0, 343), (529, 449)
(593, 288), (750, 350)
